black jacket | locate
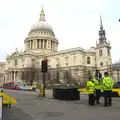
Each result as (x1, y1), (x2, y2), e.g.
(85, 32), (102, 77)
(95, 72), (102, 80)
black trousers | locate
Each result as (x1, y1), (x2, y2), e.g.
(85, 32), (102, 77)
(94, 89), (101, 103)
(88, 94), (95, 105)
(103, 90), (112, 106)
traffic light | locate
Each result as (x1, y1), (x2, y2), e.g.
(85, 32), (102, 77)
(41, 59), (48, 72)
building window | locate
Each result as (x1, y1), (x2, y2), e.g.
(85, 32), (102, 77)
(56, 64), (59, 67)
(48, 40), (51, 49)
(73, 56), (76, 64)
(87, 57), (90, 64)
(107, 49), (110, 56)
(99, 49), (103, 57)
(28, 41), (30, 49)
(66, 63), (68, 66)
(15, 59), (17, 66)
(37, 39), (39, 49)
(44, 40), (47, 49)
(31, 40), (33, 49)
(100, 62), (103, 66)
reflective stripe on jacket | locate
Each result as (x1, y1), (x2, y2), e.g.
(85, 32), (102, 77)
(87, 80), (95, 94)
(102, 76), (114, 91)
(93, 78), (100, 90)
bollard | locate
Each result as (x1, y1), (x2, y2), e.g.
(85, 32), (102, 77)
(0, 97), (2, 120)
(39, 84), (45, 97)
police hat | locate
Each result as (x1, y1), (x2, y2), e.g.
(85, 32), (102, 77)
(88, 76), (93, 80)
(104, 72), (108, 76)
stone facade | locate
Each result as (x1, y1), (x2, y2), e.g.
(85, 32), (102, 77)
(5, 8), (112, 84)
(0, 62), (6, 83)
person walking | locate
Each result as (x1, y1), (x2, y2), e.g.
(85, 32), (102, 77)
(102, 72), (114, 107)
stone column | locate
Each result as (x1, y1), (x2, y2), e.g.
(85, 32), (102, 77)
(18, 72), (21, 81)
(39, 39), (41, 49)
(11, 72), (13, 81)
(8, 72), (9, 81)
(14, 71), (15, 82)
(15, 71), (17, 82)
(30, 41), (31, 49)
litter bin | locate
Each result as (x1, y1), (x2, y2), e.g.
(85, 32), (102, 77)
(53, 87), (80, 101)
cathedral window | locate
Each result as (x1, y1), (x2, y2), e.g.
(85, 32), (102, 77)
(99, 49), (103, 57)
(66, 63), (68, 66)
(87, 57), (90, 64)
(100, 62), (103, 66)
(73, 56), (76, 64)
(51, 41), (53, 50)
(107, 49), (110, 56)
(56, 64), (59, 67)
(28, 41), (30, 49)
(44, 40), (47, 49)
(48, 40), (51, 49)
(31, 40), (33, 49)
(15, 59), (17, 66)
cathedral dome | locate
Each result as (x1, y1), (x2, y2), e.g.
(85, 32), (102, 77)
(30, 21), (54, 34)
(29, 7), (54, 34)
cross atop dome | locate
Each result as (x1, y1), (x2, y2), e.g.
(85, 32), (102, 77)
(39, 5), (46, 21)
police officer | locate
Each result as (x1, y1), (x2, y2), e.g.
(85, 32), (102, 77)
(102, 72), (114, 107)
(87, 76), (95, 106)
(93, 77), (101, 104)
(33, 84), (36, 91)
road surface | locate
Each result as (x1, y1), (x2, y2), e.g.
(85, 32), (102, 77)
(3, 89), (120, 120)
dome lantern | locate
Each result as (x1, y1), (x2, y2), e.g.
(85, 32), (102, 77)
(39, 5), (45, 21)
(29, 6), (54, 34)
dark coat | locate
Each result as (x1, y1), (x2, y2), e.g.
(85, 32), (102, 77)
(95, 72), (102, 80)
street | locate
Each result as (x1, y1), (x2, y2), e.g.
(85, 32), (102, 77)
(3, 89), (120, 120)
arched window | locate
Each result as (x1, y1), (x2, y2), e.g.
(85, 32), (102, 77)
(87, 57), (90, 64)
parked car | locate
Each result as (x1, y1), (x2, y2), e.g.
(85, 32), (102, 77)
(19, 85), (29, 91)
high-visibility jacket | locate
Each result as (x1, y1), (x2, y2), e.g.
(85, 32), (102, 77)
(102, 76), (114, 91)
(93, 78), (100, 90)
(86, 80), (95, 94)
(34, 84), (36, 89)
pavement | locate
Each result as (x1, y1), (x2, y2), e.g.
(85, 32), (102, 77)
(2, 89), (120, 120)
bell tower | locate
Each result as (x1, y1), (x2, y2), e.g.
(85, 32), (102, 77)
(96, 16), (112, 69)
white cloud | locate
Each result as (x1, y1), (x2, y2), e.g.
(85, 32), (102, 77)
(0, 0), (120, 62)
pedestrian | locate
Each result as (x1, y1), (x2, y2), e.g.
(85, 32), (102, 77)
(86, 76), (95, 106)
(93, 70), (102, 104)
(102, 72), (114, 107)
(95, 69), (102, 81)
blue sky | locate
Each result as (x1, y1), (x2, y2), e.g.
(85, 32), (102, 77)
(0, 0), (120, 62)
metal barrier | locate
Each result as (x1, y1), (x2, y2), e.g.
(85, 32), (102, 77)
(53, 87), (80, 101)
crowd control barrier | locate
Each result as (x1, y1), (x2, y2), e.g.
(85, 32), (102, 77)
(78, 88), (120, 97)
(0, 92), (17, 108)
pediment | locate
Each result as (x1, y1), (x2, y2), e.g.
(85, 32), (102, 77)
(11, 52), (19, 57)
